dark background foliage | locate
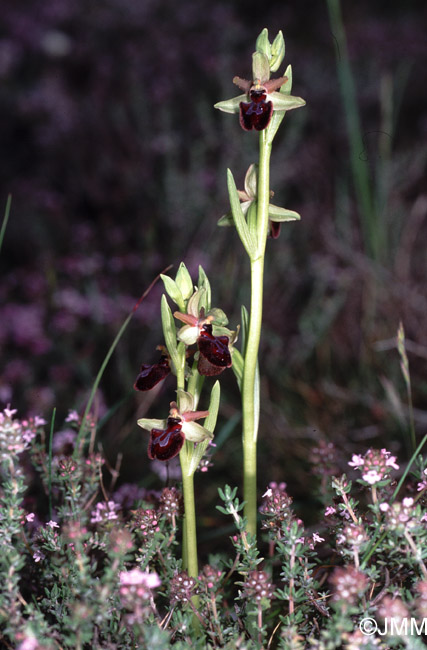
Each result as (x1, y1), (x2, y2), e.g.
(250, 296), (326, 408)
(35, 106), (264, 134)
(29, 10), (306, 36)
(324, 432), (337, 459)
(1, 0), (427, 544)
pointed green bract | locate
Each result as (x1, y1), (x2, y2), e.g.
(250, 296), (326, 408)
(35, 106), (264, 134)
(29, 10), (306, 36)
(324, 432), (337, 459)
(270, 31), (285, 72)
(255, 28), (271, 60)
(175, 263), (194, 301)
(160, 274), (185, 312)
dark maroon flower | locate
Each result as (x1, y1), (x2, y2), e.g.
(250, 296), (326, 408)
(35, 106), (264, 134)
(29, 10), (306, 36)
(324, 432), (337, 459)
(197, 324), (232, 376)
(148, 417), (184, 461)
(233, 77), (287, 132)
(134, 355), (171, 391)
(239, 88), (273, 131)
(269, 221), (281, 239)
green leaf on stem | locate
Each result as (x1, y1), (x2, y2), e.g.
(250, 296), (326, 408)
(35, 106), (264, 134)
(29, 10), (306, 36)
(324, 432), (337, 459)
(198, 266), (211, 310)
(227, 169), (257, 259)
(161, 294), (180, 370)
(187, 381), (220, 476)
(231, 347), (244, 390)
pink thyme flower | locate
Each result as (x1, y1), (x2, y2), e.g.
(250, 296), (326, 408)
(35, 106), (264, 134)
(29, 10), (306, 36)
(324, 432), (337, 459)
(65, 410), (80, 423)
(119, 568), (161, 590)
(90, 501), (120, 524)
(348, 448), (399, 485)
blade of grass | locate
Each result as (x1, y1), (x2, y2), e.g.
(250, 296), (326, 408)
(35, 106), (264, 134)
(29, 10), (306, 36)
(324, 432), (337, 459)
(0, 194), (12, 256)
(48, 407), (56, 521)
(72, 265), (172, 459)
(326, 0), (379, 260)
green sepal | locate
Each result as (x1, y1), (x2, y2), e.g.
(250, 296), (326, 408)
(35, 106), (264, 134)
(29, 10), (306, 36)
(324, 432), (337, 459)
(161, 294), (180, 369)
(270, 31), (285, 72)
(231, 347), (244, 390)
(214, 95), (245, 114)
(175, 263), (194, 302)
(269, 205), (301, 222)
(255, 28), (271, 61)
(137, 418), (166, 432)
(269, 91), (306, 112)
(227, 169), (257, 259)
(252, 51), (270, 83)
(187, 381), (220, 477)
(160, 274), (185, 312)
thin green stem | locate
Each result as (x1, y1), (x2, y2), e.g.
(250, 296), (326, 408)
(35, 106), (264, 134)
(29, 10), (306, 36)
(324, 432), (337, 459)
(177, 356), (199, 584)
(180, 450), (199, 579)
(242, 131), (272, 536)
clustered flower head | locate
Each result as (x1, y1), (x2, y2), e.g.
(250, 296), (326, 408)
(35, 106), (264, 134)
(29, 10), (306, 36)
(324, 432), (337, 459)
(169, 571), (199, 605)
(119, 568), (160, 624)
(379, 497), (420, 532)
(159, 486), (183, 521)
(0, 407), (43, 461)
(336, 523), (368, 549)
(377, 595), (409, 622)
(90, 500), (120, 524)
(199, 564), (224, 591)
(260, 482), (294, 534)
(330, 566), (368, 608)
(417, 468), (427, 492)
(241, 570), (275, 605)
(348, 448), (399, 485)
(309, 439), (340, 477)
(415, 580), (427, 617)
(131, 507), (160, 539)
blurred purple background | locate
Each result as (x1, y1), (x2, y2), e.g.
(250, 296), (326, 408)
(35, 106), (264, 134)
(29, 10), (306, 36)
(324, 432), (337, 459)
(1, 0), (427, 500)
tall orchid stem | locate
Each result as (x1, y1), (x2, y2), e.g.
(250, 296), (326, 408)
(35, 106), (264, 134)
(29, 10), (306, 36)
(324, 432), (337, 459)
(242, 131), (272, 536)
